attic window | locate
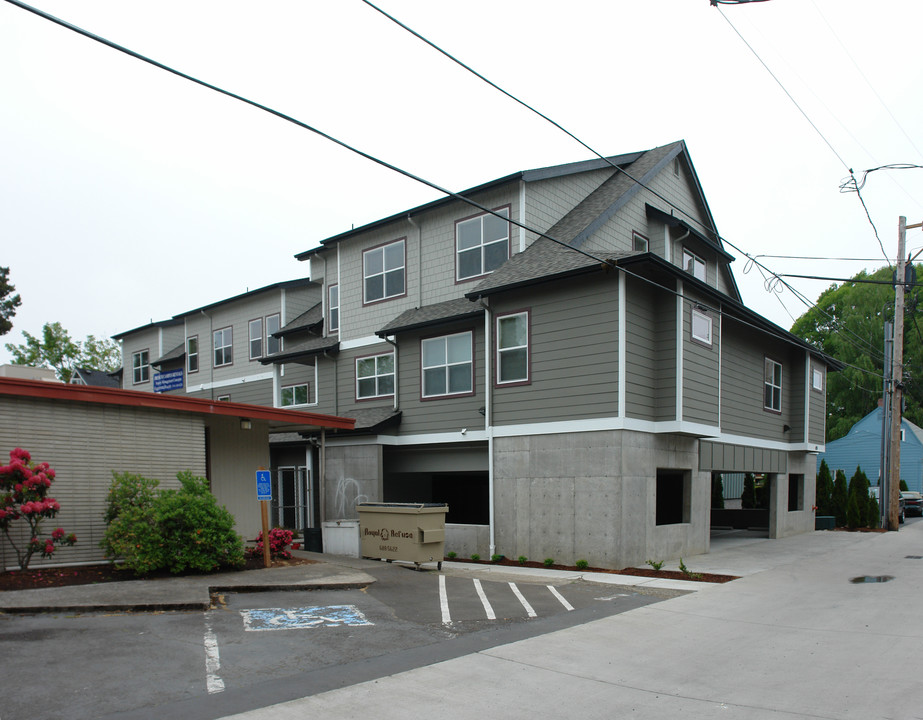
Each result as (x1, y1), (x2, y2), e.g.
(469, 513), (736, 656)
(683, 248), (706, 282)
(632, 231), (649, 252)
(673, 157), (680, 176)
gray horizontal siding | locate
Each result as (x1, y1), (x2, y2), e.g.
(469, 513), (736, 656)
(491, 278), (619, 426)
(682, 295), (719, 426)
(809, 359), (826, 445)
(625, 277), (676, 422)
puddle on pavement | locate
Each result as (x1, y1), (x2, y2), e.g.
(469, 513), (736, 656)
(849, 575), (894, 584)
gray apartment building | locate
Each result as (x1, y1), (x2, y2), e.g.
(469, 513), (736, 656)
(116, 140), (838, 568)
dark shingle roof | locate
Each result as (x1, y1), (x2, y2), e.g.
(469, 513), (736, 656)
(152, 343), (185, 367)
(72, 367), (121, 388)
(377, 298), (482, 337)
(260, 335), (338, 364)
(466, 142), (683, 299)
(278, 303), (323, 336)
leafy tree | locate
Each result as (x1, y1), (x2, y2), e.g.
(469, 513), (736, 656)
(832, 469), (848, 526)
(846, 492), (862, 529)
(0, 266), (21, 336)
(816, 459), (833, 516)
(790, 265), (923, 442)
(900, 479), (909, 491)
(867, 496), (880, 529)
(5, 322), (120, 382)
(711, 473), (725, 509)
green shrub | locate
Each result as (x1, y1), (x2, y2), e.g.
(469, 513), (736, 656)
(846, 491), (862, 529)
(678, 558), (702, 580)
(711, 473), (725, 509)
(646, 559), (664, 571)
(517, 555), (528, 565)
(470, 553), (480, 561)
(867, 497), (881, 529)
(741, 473), (757, 509)
(815, 460), (833, 516)
(575, 559), (589, 570)
(543, 558), (554, 568)
(491, 553), (504, 563)
(832, 469), (848, 526)
(900, 479), (909, 491)
(847, 466), (871, 527)
(447, 551), (457, 559)
(102, 470), (244, 575)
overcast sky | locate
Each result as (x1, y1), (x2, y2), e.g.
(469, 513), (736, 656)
(2, 1), (922, 365)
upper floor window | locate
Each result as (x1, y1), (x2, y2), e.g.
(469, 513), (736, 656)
(281, 383), (309, 407)
(422, 331), (473, 398)
(497, 311), (529, 385)
(132, 349), (150, 384)
(249, 318), (263, 359)
(356, 352), (395, 399)
(186, 336), (198, 374)
(764, 357), (782, 412)
(266, 314), (281, 356)
(214, 327), (233, 367)
(456, 207), (510, 281)
(328, 285), (339, 333)
(812, 367), (824, 392)
(691, 308), (712, 346)
(683, 248), (706, 282)
(364, 239), (405, 304)
(632, 231), (649, 252)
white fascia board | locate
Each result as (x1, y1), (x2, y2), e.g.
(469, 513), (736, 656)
(323, 431), (488, 448)
(340, 335), (390, 351)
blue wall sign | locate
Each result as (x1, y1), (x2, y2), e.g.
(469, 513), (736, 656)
(256, 470), (272, 501)
(153, 369), (184, 393)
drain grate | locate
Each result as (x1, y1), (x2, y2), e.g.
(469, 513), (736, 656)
(850, 575), (894, 584)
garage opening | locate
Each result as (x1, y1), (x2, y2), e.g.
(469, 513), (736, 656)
(384, 472), (488, 525)
(656, 468), (690, 525)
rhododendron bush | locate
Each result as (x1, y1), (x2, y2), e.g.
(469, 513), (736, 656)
(0, 448), (76, 569)
(245, 527), (294, 560)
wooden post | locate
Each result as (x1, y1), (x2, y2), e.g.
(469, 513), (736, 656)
(261, 499), (271, 568)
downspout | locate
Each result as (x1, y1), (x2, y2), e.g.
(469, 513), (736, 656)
(480, 298), (496, 556)
(200, 309), (213, 400)
(320, 429), (327, 524)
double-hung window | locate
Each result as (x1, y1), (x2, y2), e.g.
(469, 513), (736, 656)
(249, 318), (263, 359)
(497, 311), (529, 384)
(356, 353), (395, 399)
(456, 208), (510, 281)
(764, 357), (782, 412)
(364, 239), (405, 304)
(132, 349), (150, 384)
(214, 327), (233, 367)
(328, 285), (339, 333)
(683, 248), (706, 282)
(265, 314), (281, 356)
(812, 367), (824, 392)
(281, 383), (309, 407)
(422, 332), (472, 397)
(186, 336), (198, 373)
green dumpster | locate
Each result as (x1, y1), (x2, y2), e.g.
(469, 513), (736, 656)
(357, 502), (448, 569)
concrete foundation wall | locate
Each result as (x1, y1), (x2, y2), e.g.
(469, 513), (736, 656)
(493, 430), (710, 569)
(445, 523), (490, 558)
(323, 444), (382, 521)
(769, 452), (817, 539)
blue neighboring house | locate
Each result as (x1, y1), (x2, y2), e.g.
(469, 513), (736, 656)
(817, 405), (923, 493)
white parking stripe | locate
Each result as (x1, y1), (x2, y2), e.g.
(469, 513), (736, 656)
(508, 582), (537, 617)
(203, 617), (225, 694)
(473, 579), (496, 620)
(439, 574), (452, 625)
(547, 585), (574, 611)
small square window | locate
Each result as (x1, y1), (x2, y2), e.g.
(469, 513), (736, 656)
(812, 367), (824, 392)
(456, 208), (510, 281)
(632, 231), (649, 252)
(132, 350), (150, 384)
(281, 383), (309, 407)
(422, 331), (473, 398)
(691, 308), (712, 345)
(356, 353), (395, 399)
(364, 240), (405, 303)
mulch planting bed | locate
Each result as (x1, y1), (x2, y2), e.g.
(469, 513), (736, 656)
(457, 557), (738, 583)
(0, 556), (318, 592)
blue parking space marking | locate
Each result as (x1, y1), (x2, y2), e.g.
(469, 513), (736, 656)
(240, 605), (373, 631)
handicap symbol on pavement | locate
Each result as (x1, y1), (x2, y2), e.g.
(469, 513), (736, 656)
(240, 605), (373, 631)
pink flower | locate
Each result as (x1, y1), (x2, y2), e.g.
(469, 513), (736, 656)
(10, 448), (31, 463)
(52, 527), (64, 540)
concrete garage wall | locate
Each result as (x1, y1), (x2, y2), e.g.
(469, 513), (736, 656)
(493, 430), (709, 569)
(445, 523), (490, 558)
(324, 443), (383, 520)
(769, 452), (817, 539)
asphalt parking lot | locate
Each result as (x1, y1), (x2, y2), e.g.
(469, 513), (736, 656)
(0, 564), (659, 720)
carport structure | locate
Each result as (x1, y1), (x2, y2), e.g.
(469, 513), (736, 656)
(0, 377), (354, 568)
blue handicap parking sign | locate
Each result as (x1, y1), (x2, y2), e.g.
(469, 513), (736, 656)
(256, 470), (272, 500)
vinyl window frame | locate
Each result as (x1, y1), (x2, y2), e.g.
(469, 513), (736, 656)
(421, 330), (474, 399)
(683, 248), (706, 282)
(363, 238), (406, 305)
(214, 327), (233, 368)
(186, 336), (198, 374)
(328, 284), (339, 333)
(764, 357), (783, 413)
(355, 352), (395, 400)
(455, 206), (511, 282)
(496, 310), (530, 386)
(132, 349), (150, 385)
(280, 383), (310, 407)
(265, 314), (281, 356)
(691, 307), (712, 346)
(249, 318), (263, 360)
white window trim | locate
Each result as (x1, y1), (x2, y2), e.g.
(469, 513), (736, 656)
(496, 311), (529, 385)
(632, 231), (649, 252)
(691, 307), (712, 345)
(265, 313), (281, 356)
(280, 383), (310, 407)
(363, 239), (405, 304)
(356, 352), (395, 400)
(214, 327), (233, 367)
(812, 367), (824, 392)
(132, 349), (150, 385)
(683, 248), (706, 282)
(764, 357), (782, 412)
(249, 318), (263, 360)
(328, 284), (339, 333)
(186, 336), (198, 374)
(456, 207), (510, 281)
(422, 331), (473, 398)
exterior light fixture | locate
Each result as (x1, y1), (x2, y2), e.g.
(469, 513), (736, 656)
(240, 419), (252, 431)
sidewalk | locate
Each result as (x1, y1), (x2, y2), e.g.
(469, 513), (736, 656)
(214, 525), (923, 720)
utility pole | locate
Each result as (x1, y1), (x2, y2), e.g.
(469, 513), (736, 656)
(887, 218), (906, 530)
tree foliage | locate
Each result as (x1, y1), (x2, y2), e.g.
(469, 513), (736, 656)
(790, 265), (923, 442)
(0, 266), (21, 337)
(816, 459), (833, 516)
(832, 469), (848, 527)
(4, 322), (120, 382)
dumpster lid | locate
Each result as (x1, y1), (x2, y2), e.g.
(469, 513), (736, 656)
(357, 502), (448, 509)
